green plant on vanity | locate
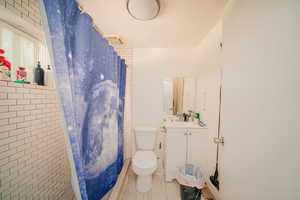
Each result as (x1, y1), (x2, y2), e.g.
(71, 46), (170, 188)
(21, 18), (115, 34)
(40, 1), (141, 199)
(186, 110), (200, 121)
(185, 110), (206, 127)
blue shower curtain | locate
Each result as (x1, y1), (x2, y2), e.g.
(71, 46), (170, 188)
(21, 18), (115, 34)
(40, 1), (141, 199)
(41, 0), (126, 199)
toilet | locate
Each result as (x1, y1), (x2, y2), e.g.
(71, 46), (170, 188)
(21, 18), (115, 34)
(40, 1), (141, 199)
(132, 127), (158, 192)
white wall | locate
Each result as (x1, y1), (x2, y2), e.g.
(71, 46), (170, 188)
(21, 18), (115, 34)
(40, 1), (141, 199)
(220, 0), (300, 199)
(132, 22), (223, 190)
(132, 21), (223, 127)
(132, 48), (203, 127)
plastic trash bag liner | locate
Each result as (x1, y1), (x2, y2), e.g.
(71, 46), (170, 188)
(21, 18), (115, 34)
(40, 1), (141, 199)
(176, 164), (205, 189)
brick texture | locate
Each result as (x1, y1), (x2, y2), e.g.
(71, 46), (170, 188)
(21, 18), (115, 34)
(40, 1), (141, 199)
(0, 0), (41, 27)
(0, 82), (75, 200)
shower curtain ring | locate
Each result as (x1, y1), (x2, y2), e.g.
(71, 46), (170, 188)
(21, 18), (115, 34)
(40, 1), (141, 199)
(77, 1), (85, 13)
(78, 6), (85, 13)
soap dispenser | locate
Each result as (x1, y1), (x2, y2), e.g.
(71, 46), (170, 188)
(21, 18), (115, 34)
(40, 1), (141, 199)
(34, 61), (45, 85)
(45, 65), (54, 88)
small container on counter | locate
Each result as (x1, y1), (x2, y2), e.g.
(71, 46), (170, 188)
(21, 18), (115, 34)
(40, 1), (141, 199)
(16, 66), (27, 82)
(34, 61), (45, 85)
(45, 65), (54, 88)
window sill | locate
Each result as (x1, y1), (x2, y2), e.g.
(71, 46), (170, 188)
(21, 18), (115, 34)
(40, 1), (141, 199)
(0, 81), (54, 90)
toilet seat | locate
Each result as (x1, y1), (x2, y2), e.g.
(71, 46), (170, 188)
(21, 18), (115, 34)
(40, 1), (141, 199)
(133, 151), (157, 168)
(132, 151), (157, 176)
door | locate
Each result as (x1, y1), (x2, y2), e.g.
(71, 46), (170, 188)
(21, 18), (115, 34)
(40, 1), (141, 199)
(220, 1), (300, 199)
(196, 70), (223, 197)
(165, 128), (187, 181)
(189, 129), (209, 176)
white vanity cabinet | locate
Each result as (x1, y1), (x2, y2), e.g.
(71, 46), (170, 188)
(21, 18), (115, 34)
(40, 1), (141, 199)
(164, 126), (208, 182)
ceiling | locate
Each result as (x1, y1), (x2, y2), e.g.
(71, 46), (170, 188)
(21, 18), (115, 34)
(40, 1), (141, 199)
(77, 0), (228, 48)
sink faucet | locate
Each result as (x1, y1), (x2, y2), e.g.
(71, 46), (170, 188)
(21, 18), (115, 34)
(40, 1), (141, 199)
(175, 114), (184, 121)
(178, 113), (190, 122)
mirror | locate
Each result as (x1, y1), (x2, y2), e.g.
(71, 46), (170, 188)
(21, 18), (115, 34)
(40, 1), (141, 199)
(163, 77), (198, 115)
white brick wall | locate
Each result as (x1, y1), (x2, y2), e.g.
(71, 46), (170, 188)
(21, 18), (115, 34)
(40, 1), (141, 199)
(0, 0), (41, 27)
(0, 82), (74, 200)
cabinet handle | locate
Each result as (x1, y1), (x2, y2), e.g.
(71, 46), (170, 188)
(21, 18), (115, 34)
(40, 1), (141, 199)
(186, 130), (192, 135)
(160, 126), (167, 133)
(213, 137), (225, 145)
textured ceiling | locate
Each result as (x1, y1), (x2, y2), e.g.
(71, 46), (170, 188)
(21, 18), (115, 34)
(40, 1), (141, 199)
(77, 0), (227, 48)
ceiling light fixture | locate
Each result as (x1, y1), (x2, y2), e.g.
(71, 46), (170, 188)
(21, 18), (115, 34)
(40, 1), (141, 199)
(127, 0), (160, 21)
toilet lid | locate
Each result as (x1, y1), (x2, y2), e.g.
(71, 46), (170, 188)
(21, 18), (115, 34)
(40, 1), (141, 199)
(133, 151), (157, 168)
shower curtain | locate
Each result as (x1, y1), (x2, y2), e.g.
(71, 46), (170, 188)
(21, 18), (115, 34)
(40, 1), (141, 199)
(41, 0), (126, 199)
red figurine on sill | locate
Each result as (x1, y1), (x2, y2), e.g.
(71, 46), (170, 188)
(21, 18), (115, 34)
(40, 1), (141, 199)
(0, 49), (12, 82)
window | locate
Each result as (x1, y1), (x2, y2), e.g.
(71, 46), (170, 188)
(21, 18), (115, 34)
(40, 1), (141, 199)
(0, 20), (39, 83)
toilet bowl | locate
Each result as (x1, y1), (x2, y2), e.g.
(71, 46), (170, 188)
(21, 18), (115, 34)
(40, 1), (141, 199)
(132, 151), (157, 192)
(132, 127), (157, 192)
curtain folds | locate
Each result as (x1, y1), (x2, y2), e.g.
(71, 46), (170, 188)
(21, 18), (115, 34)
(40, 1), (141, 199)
(41, 0), (127, 199)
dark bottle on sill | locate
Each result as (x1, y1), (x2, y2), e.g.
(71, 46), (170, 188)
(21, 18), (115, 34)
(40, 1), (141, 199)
(34, 61), (45, 85)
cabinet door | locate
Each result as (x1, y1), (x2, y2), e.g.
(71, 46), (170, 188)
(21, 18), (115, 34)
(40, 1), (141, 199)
(164, 129), (187, 182)
(189, 129), (209, 176)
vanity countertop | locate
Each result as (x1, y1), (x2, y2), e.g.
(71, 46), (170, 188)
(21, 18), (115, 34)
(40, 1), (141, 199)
(162, 121), (208, 129)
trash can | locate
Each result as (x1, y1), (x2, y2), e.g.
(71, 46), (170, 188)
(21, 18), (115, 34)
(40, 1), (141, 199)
(176, 164), (205, 200)
(180, 184), (202, 200)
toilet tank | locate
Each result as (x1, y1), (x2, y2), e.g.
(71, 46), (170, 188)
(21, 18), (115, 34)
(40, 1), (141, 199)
(135, 127), (157, 150)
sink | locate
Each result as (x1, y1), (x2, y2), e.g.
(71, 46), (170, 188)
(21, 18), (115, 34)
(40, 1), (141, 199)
(163, 121), (203, 129)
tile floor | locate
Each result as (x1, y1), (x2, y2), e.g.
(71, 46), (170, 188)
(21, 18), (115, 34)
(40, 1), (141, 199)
(120, 169), (215, 200)
(121, 170), (180, 200)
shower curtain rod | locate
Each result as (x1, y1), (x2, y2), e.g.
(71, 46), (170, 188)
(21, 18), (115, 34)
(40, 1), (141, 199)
(76, 0), (128, 69)
(76, 1), (126, 45)
(76, 1), (104, 36)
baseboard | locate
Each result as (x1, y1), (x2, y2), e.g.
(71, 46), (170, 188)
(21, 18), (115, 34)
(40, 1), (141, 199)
(102, 191), (112, 200)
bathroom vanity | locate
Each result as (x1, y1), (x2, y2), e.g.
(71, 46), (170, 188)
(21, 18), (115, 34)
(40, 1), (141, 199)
(162, 122), (208, 182)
